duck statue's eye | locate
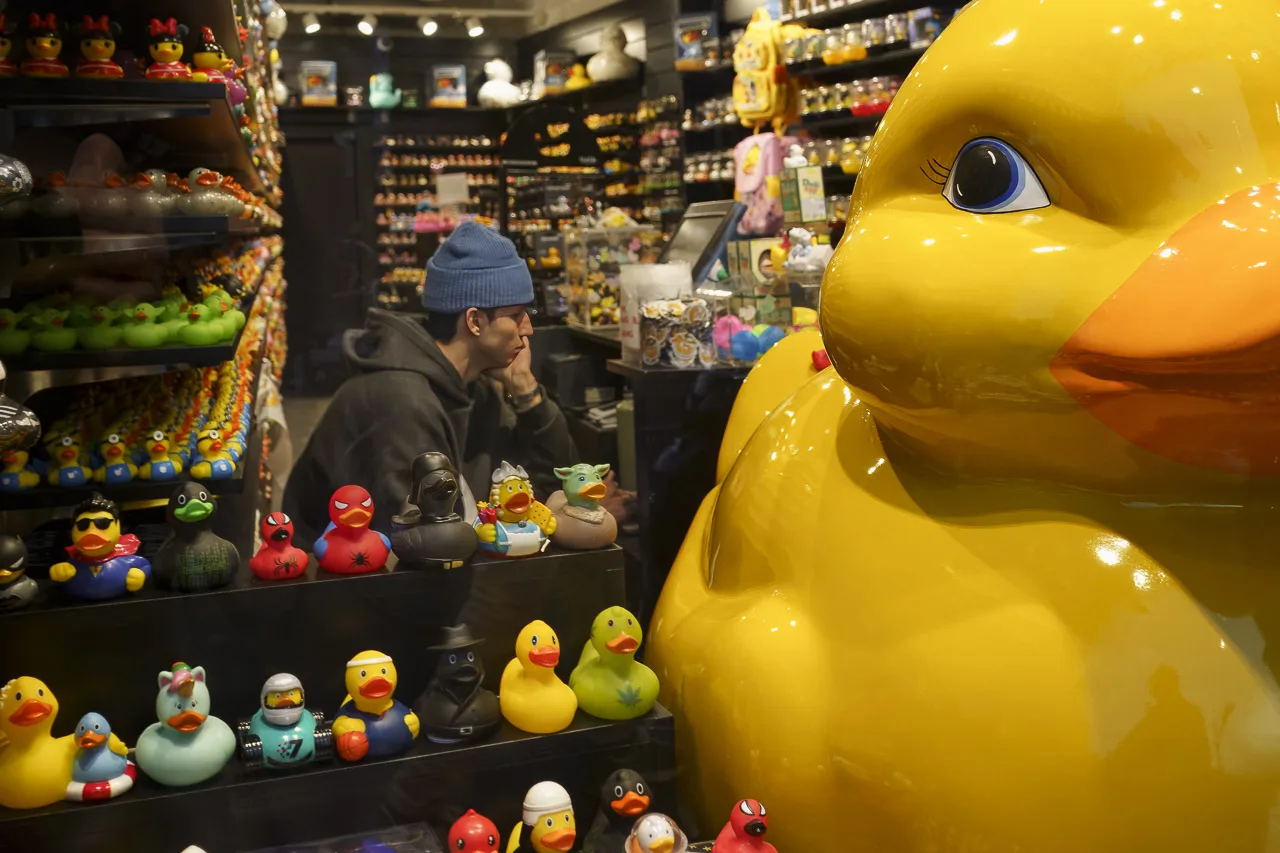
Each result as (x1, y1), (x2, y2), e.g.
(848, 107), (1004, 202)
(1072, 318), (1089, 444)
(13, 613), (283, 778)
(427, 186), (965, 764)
(942, 137), (1049, 215)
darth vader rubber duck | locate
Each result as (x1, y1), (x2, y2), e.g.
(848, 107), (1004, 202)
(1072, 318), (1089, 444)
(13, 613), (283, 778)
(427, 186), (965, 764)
(412, 624), (500, 743)
(390, 451), (477, 570)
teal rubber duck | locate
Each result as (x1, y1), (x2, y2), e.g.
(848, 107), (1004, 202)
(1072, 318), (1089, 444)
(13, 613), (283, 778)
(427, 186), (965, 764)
(30, 308), (77, 351)
(0, 309), (30, 354)
(177, 304), (222, 347)
(569, 605), (659, 720)
(76, 305), (123, 350)
(122, 303), (169, 348)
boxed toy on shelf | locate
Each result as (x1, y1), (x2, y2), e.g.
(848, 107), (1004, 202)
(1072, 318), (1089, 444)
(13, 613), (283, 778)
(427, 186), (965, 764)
(562, 225), (663, 328)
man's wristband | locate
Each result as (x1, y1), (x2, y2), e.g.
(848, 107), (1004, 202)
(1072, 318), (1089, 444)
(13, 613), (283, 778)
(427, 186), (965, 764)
(506, 383), (544, 413)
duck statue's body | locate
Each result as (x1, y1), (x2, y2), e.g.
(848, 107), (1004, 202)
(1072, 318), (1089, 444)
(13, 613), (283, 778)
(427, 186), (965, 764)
(647, 2), (1280, 852)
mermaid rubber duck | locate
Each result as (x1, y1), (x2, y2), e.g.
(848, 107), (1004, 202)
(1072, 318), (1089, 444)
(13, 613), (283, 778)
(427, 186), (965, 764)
(332, 650), (419, 761)
(93, 431), (137, 485)
(49, 492), (151, 602)
(314, 485), (391, 574)
(570, 605), (658, 720)
(1, 447), (39, 491)
(0, 677), (76, 808)
(138, 429), (182, 481)
(67, 711), (136, 801)
(474, 461), (557, 558)
(136, 663), (236, 787)
(499, 620), (577, 734)
(0, 535), (37, 611)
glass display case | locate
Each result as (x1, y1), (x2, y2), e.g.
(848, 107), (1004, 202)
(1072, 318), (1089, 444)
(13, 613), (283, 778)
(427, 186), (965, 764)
(563, 225), (664, 328)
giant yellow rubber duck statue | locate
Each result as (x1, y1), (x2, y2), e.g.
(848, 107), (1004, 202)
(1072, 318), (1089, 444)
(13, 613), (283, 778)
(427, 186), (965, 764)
(0, 677), (77, 809)
(648, 2), (1280, 851)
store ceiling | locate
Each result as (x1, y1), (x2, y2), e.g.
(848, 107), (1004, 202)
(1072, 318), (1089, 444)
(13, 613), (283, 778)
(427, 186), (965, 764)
(279, 0), (626, 38)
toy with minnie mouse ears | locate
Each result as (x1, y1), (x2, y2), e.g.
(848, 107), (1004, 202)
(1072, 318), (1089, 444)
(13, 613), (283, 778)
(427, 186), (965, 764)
(76, 15), (122, 79)
(190, 27), (231, 84)
(21, 13), (68, 79)
(0, 16), (19, 78)
(249, 512), (309, 580)
(145, 17), (191, 81)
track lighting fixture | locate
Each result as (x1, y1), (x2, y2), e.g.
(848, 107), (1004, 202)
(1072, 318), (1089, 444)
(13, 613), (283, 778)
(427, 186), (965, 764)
(357, 13), (377, 35)
(466, 16), (484, 37)
(418, 16), (438, 36)
(303, 12), (321, 33)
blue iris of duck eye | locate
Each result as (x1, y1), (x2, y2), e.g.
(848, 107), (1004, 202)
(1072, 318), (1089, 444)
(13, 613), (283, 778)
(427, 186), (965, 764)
(943, 137), (1050, 214)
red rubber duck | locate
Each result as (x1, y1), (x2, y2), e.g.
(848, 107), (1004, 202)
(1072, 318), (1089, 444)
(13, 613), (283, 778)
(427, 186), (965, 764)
(313, 485), (390, 574)
(249, 512), (309, 580)
(449, 808), (500, 853)
(712, 799), (776, 853)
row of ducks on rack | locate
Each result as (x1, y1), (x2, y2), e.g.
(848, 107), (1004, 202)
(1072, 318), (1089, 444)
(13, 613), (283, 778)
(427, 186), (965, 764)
(2, 167), (281, 225)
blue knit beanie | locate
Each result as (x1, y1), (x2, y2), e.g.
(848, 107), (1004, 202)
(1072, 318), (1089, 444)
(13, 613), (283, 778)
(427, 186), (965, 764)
(424, 221), (533, 313)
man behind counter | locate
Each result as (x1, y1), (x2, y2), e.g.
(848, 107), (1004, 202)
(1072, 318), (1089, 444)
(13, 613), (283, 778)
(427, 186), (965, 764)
(284, 221), (578, 543)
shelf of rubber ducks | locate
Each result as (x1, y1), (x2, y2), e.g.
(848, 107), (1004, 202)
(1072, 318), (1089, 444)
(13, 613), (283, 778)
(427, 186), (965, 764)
(374, 133), (503, 312)
(675, 2), (949, 221)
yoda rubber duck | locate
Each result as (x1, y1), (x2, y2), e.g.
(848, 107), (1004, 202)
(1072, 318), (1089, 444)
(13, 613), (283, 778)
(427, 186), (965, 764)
(76, 305), (122, 350)
(122, 303), (168, 348)
(0, 308), (30, 354)
(569, 605), (658, 720)
(30, 308), (76, 351)
(545, 463), (617, 550)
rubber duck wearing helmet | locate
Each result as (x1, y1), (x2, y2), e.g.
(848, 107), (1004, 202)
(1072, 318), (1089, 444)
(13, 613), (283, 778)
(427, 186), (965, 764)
(48, 492), (151, 601)
(647, 1), (1280, 850)
(507, 781), (576, 853)
(237, 673), (333, 771)
(390, 451), (478, 570)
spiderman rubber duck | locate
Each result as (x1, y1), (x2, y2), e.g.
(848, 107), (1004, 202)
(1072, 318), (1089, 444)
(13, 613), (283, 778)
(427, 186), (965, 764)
(449, 809), (500, 853)
(249, 512), (309, 581)
(712, 799), (776, 853)
(313, 486), (390, 575)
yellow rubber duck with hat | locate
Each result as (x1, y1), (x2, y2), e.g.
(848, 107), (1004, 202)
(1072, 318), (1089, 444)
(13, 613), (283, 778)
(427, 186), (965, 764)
(647, 0), (1280, 850)
(507, 780), (576, 853)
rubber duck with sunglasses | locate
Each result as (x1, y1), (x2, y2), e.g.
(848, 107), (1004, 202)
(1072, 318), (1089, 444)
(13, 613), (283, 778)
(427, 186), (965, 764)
(49, 492), (151, 601)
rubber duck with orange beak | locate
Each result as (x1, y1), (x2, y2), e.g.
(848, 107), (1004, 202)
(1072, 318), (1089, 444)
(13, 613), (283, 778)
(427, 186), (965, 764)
(0, 676), (77, 809)
(314, 485), (391, 574)
(68, 711), (136, 801)
(508, 781), (578, 853)
(136, 663), (236, 787)
(570, 605), (658, 720)
(332, 651), (419, 761)
(75, 15), (123, 79)
(20, 12), (67, 78)
(48, 491), (151, 601)
(584, 769), (653, 853)
(144, 17), (191, 81)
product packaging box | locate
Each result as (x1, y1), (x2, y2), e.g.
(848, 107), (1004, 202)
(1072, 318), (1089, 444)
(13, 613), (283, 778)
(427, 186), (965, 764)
(299, 60), (337, 106)
(674, 14), (718, 71)
(534, 49), (575, 97)
(748, 237), (783, 286)
(430, 64), (467, 107)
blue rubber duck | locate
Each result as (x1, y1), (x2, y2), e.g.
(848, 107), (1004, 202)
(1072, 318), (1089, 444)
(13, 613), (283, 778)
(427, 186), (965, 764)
(72, 712), (129, 783)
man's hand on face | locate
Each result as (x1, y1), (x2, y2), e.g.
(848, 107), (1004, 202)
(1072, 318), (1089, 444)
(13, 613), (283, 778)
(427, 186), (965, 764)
(490, 335), (538, 396)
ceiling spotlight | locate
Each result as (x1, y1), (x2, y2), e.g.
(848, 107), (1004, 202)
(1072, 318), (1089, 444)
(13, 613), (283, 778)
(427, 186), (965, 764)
(357, 13), (377, 35)
(302, 12), (321, 34)
(466, 16), (484, 37)
(418, 16), (438, 36)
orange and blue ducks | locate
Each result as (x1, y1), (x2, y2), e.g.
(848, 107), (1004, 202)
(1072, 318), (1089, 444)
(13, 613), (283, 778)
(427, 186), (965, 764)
(0, 677), (77, 808)
(93, 431), (137, 485)
(49, 492), (151, 601)
(332, 651), (419, 761)
(20, 13), (67, 78)
(75, 15), (122, 79)
(46, 432), (91, 488)
(190, 27), (231, 84)
(135, 663), (236, 787)
(474, 461), (557, 558)
(139, 428), (183, 482)
(145, 17), (190, 81)
(0, 448), (40, 492)
(499, 620), (577, 734)
(67, 712), (136, 802)
(190, 424), (236, 480)
(314, 485), (391, 574)
(0, 15), (18, 77)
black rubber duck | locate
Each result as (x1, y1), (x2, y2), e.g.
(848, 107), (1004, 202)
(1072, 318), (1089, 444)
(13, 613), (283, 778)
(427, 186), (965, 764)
(0, 534), (36, 610)
(412, 624), (500, 743)
(153, 482), (240, 591)
(390, 451), (477, 570)
(583, 769), (653, 853)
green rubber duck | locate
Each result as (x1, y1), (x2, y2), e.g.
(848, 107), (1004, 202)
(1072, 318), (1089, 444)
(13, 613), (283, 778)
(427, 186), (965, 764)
(156, 292), (186, 322)
(77, 305), (123, 350)
(204, 290), (244, 333)
(569, 605), (659, 720)
(0, 308), (30, 355)
(122, 303), (169, 348)
(64, 300), (94, 330)
(30, 308), (77, 351)
(177, 303), (222, 346)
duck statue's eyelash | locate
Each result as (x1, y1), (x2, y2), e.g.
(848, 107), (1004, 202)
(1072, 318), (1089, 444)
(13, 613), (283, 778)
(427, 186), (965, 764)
(921, 157), (950, 185)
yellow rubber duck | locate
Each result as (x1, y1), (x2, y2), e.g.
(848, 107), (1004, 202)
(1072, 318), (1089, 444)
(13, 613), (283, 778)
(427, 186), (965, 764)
(0, 448), (40, 491)
(474, 462), (557, 557)
(45, 432), (91, 488)
(499, 620), (576, 734)
(506, 781), (577, 853)
(0, 677), (77, 809)
(648, 1), (1280, 851)
(331, 651), (419, 761)
(564, 64), (591, 91)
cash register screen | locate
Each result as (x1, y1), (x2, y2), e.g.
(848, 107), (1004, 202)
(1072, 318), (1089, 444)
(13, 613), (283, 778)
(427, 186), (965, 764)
(658, 200), (743, 283)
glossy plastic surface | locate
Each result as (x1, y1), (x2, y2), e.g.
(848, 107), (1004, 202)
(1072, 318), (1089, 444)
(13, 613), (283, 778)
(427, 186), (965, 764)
(649, 1), (1280, 850)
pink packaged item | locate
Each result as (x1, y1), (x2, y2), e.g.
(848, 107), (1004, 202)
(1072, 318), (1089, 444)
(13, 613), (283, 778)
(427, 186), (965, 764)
(734, 132), (799, 236)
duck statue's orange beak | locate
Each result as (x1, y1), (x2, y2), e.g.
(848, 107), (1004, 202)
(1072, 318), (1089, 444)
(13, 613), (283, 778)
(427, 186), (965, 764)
(1052, 186), (1280, 476)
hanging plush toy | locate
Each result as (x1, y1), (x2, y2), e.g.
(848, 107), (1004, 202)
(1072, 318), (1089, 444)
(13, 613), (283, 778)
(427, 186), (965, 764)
(731, 9), (815, 135)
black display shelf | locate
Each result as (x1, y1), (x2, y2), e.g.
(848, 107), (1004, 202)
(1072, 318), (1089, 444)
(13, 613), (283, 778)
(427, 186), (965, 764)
(0, 79), (265, 197)
(0, 468), (247, 511)
(376, 144), (500, 153)
(800, 112), (885, 132)
(513, 76), (646, 111)
(0, 706), (675, 853)
(378, 164), (501, 171)
(2, 215), (261, 248)
(678, 61), (736, 74)
(783, 0), (930, 29)
(786, 45), (929, 81)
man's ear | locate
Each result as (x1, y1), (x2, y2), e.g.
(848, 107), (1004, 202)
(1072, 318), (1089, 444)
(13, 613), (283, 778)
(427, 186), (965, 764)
(463, 307), (483, 336)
